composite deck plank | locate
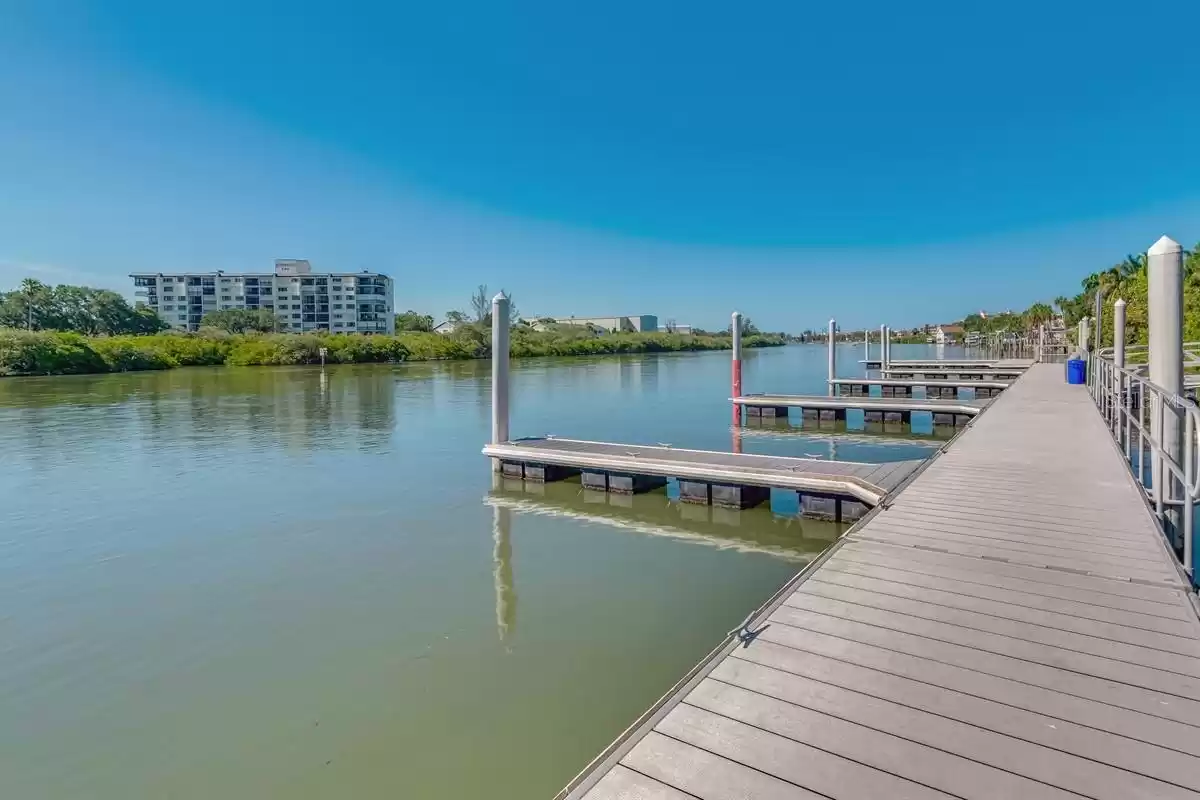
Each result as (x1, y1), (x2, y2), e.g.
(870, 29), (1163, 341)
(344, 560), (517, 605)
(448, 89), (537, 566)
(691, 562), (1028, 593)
(851, 530), (1181, 584)
(870, 513), (1167, 560)
(580, 765), (699, 800)
(688, 679), (1081, 800)
(795, 576), (1200, 668)
(822, 557), (1200, 637)
(617, 735), (823, 800)
(837, 539), (1192, 609)
(863, 518), (1173, 568)
(808, 570), (1200, 655)
(709, 657), (1196, 800)
(751, 622), (1200, 758)
(781, 592), (1200, 692)
(729, 638), (1200, 786)
(569, 364), (1200, 800)
(657, 704), (958, 800)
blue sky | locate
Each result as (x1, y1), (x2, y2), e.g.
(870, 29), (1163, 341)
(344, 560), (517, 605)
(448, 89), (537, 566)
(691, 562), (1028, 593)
(2, 1), (1199, 331)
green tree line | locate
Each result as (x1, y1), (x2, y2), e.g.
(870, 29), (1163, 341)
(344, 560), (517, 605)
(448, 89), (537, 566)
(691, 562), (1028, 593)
(0, 327), (786, 376)
(0, 279), (167, 335)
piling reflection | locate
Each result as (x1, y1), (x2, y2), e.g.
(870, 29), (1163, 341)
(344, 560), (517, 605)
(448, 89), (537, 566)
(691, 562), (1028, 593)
(487, 476), (846, 562)
(492, 504), (517, 644)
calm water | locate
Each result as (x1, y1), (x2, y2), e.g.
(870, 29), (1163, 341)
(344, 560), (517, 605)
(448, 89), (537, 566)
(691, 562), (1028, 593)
(0, 343), (958, 799)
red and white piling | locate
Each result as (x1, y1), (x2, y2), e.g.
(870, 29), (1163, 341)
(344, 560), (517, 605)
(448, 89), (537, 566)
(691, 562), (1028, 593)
(731, 311), (743, 425)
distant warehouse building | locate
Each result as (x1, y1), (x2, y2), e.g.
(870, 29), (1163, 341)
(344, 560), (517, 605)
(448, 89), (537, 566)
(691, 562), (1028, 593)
(551, 315), (658, 333)
(130, 259), (394, 334)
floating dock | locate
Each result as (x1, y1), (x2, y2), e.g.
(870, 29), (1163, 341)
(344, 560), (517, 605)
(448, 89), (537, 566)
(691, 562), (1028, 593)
(862, 358), (1035, 370)
(562, 363), (1200, 800)
(829, 377), (1011, 399)
(482, 437), (925, 521)
(735, 393), (988, 426)
(882, 368), (1025, 381)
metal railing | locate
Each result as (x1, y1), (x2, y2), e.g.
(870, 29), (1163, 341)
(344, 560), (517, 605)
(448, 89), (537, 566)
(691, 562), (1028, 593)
(1086, 353), (1197, 582)
(1097, 342), (1200, 368)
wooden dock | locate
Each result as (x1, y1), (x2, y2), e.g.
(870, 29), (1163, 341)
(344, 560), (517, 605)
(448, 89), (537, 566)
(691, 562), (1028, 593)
(482, 437), (924, 519)
(736, 393), (987, 426)
(563, 363), (1200, 800)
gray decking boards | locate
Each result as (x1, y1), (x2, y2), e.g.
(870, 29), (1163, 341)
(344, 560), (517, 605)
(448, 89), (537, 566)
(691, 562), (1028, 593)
(567, 363), (1200, 800)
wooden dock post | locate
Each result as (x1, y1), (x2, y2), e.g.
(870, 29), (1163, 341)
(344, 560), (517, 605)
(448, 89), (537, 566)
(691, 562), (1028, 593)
(827, 318), (837, 397)
(731, 311), (743, 425)
(490, 292), (511, 471)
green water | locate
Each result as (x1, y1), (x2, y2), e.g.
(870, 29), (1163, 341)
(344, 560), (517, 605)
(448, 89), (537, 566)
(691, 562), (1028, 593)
(0, 344), (949, 799)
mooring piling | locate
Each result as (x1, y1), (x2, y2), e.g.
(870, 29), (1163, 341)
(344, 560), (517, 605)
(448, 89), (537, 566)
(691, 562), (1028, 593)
(827, 318), (837, 396)
(490, 293), (511, 470)
(731, 310), (743, 425)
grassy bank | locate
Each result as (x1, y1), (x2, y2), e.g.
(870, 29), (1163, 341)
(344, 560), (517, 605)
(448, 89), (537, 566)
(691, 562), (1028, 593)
(0, 327), (786, 376)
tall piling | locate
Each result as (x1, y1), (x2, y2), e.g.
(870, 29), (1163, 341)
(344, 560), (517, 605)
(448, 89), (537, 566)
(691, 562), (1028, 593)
(731, 311), (743, 425)
(490, 293), (511, 470)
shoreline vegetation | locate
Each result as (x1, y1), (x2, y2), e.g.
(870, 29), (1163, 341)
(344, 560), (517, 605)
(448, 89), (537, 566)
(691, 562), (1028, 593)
(0, 327), (787, 377)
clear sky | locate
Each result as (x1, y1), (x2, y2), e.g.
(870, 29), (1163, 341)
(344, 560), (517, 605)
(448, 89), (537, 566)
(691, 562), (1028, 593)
(2, 1), (1198, 331)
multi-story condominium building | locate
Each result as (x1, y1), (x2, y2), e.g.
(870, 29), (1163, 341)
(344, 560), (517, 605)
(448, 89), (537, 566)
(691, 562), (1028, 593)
(130, 259), (394, 335)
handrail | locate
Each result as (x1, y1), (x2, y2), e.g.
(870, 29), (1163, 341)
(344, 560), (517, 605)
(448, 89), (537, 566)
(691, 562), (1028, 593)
(1086, 353), (1196, 581)
(1096, 342), (1200, 368)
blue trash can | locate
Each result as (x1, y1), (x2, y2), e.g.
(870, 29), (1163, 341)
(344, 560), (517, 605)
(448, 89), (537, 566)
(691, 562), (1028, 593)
(1067, 358), (1086, 385)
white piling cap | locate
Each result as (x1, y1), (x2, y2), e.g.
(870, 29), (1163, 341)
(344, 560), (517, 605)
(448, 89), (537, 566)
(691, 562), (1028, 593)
(492, 292), (508, 304)
(1148, 235), (1182, 256)
(1114, 297), (1126, 307)
(732, 310), (742, 319)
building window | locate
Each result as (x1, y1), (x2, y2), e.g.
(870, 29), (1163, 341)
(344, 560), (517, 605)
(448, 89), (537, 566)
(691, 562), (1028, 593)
(235, 296), (244, 301)
(292, 314), (301, 319)
(346, 322), (355, 327)
(333, 322), (343, 328)
(292, 304), (301, 310)
(220, 278), (231, 283)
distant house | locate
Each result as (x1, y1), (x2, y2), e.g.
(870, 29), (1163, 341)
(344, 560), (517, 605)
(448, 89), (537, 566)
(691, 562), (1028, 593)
(433, 319), (461, 335)
(935, 324), (964, 345)
(549, 315), (658, 333)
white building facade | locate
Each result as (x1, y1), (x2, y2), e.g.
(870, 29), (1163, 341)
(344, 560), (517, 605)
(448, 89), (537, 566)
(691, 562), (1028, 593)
(131, 260), (394, 334)
(549, 315), (658, 333)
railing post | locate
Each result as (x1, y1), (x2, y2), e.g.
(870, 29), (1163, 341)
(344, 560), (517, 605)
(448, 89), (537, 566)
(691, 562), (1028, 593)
(879, 324), (887, 371)
(1149, 235), (1184, 542)
(490, 292), (511, 468)
(1037, 324), (1045, 363)
(731, 311), (743, 425)
(864, 328), (870, 362)
(1186, 412), (1195, 582)
(1093, 289), (1104, 356)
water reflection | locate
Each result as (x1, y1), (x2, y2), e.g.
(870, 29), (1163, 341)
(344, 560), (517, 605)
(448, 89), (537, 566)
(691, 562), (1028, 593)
(487, 477), (845, 563)
(492, 504), (517, 643)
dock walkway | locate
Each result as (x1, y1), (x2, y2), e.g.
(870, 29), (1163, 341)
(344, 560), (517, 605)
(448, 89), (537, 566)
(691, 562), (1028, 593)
(566, 363), (1200, 800)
